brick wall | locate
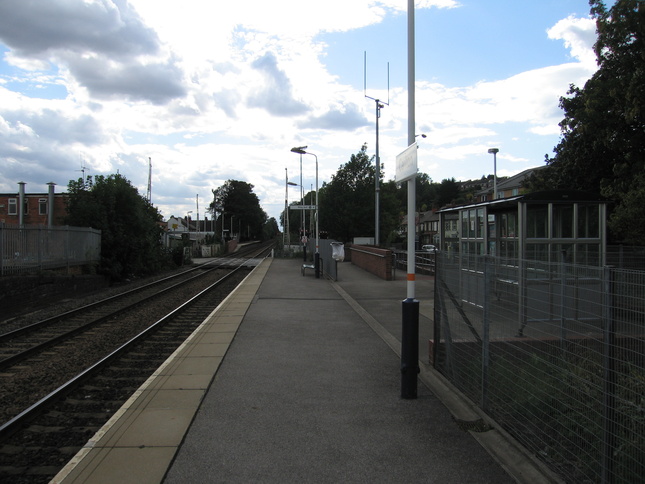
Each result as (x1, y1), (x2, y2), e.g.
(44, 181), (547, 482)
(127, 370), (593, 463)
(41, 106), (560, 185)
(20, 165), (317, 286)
(0, 193), (67, 225)
(347, 244), (393, 280)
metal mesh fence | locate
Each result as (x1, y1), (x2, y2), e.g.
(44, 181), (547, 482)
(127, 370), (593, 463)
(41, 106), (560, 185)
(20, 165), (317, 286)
(0, 224), (101, 275)
(434, 253), (645, 484)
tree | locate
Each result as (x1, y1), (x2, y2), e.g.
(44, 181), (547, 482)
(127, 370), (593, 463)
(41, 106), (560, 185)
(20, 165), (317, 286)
(436, 178), (461, 207)
(318, 144), (377, 242)
(526, 0), (645, 243)
(263, 217), (280, 240)
(65, 174), (165, 280)
(209, 180), (267, 241)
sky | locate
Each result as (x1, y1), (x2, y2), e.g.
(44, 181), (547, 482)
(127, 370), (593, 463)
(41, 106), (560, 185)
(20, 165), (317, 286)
(0, 0), (603, 227)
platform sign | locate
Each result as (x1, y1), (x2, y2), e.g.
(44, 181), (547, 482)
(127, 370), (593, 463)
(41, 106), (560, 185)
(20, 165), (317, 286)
(395, 142), (418, 183)
(290, 205), (317, 210)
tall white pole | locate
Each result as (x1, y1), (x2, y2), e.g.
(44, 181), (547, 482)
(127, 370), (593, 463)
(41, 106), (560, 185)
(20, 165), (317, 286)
(401, 0), (419, 400)
(314, 154), (319, 278)
(282, 168), (289, 249)
(375, 102), (381, 246)
(407, 0), (416, 300)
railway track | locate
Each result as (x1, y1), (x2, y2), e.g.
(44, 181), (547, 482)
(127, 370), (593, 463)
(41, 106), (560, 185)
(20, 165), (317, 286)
(0, 241), (273, 483)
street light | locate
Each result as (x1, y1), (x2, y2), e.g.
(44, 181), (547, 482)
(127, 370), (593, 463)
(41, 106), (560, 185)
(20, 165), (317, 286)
(292, 146), (307, 260)
(488, 148), (499, 200)
(290, 146), (319, 278)
(186, 211), (192, 233)
(286, 179), (300, 248)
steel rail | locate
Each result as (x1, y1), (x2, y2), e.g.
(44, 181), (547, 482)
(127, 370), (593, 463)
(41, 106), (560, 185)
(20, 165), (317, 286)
(0, 261), (255, 440)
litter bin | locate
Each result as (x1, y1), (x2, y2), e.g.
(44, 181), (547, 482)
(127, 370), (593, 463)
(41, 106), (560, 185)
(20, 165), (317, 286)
(331, 242), (344, 262)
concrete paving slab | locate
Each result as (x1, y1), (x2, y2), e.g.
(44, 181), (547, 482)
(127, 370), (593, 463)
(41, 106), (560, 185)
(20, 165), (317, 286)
(165, 258), (515, 483)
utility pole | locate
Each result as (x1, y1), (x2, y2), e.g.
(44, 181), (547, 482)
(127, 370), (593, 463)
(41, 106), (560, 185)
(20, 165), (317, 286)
(147, 157), (152, 202)
(365, 52), (389, 246)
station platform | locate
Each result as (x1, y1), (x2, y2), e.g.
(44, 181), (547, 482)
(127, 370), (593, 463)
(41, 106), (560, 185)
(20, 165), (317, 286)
(52, 257), (557, 484)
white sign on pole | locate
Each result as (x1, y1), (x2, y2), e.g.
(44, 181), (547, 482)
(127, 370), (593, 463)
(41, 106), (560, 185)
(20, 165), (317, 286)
(395, 142), (418, 183)
(290, 205), (317, 210)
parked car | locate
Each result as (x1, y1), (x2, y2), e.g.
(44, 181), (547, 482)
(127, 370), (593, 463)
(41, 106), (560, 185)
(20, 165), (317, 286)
(422, 244), (438, 252)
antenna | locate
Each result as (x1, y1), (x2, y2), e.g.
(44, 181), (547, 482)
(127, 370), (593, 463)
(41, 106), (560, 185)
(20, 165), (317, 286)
(364, 51), (390, 106)
(147, 157), (152, 202)
(77, 156), (90, 186)
(364, 51), (389, 246)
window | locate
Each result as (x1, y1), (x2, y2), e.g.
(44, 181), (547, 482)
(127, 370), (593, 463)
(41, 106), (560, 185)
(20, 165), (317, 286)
(461, 211), (469, 238)
(578, 204), (599, 238)
(553, 204), (574, 238)
(527, 205), (548, 238)
(8, 198), (17, 215)
(39, 198), (47, 216)
(487, 214), (496, 239)
(476, 208), (484, 238)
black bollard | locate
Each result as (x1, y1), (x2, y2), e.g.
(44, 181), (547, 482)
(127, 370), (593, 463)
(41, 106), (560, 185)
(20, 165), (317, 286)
(401, 298), (419, 399)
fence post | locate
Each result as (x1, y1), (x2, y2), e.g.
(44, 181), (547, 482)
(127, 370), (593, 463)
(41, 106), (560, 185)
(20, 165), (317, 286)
(481, 256), (491, 411)
(37, 225), (43, 272)
(0, 222), (4, 276)
(432, 252), (441, 368)
(601, 265), (616, 484)
(560, 250), (567, 351)
(66, 225), (70, 274)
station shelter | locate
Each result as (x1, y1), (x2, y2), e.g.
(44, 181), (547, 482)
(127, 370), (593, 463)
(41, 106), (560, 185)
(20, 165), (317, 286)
(437, 190), (608, 334)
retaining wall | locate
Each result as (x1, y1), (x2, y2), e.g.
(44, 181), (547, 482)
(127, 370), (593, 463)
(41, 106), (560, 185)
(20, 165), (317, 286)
(347, 244), (393, 281)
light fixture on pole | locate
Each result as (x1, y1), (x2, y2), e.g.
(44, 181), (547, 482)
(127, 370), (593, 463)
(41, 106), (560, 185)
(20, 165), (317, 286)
(285, 181), (298, 248)
(292, 146), (307, 261)
(284, 169), (288, 249)
(290, 146), (319, 278)
(488, 148), (499, 200)
(186, 211), (192, 233)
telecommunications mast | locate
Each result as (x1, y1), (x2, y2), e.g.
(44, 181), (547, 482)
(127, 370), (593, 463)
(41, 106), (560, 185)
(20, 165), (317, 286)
(147, 157), (152, 202)
(364, 51), (389, 246)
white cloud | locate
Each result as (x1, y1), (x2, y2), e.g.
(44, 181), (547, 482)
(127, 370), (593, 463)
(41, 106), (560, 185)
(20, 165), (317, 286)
(0, 0), (598, 224)
(548, 15), (598, 68)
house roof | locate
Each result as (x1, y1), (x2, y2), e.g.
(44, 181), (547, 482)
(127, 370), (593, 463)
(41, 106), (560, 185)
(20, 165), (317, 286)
(438, 189), (607, 214)
(475, 166), (545, 196)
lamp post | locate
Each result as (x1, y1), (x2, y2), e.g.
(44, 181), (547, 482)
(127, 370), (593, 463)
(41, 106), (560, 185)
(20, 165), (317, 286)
(287, 179), (307, 262)
(285, 169), (298, 249)
(488, 148), (499, 200)
(284, 169), (287, 249)
(186, 211), (192, 233)
(292, 146), (307, 261)
(291, 147), (319, 278)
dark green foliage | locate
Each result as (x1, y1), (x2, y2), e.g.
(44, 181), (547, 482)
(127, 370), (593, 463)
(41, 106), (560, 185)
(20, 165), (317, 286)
(263, 217), (279, 240)
(65, 174), (166, 281)
(318, 144), (376, 242)
(283, 143), (467, 244)
(526, 0), (645, 244)
(210, 180), (268, 242)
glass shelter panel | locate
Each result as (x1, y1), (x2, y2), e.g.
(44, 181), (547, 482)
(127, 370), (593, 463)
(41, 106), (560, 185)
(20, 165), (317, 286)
(578, 204), (599, 238)
(527, 206), (548, 238)
(553, 204), (574, 238)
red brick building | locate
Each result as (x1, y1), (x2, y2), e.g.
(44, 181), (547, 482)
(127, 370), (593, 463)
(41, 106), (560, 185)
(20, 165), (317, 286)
(0, 182), (67, 226)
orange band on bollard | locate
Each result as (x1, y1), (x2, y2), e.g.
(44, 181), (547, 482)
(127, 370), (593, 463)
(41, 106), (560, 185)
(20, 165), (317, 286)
(407, 273), (416, 281)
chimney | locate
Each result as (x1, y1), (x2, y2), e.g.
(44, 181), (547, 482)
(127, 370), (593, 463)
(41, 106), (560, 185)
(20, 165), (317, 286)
(18, 181), (25, 226)
(47, 182), (56, 227)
